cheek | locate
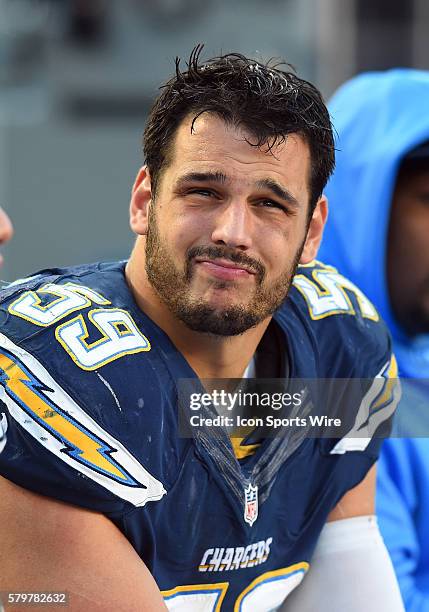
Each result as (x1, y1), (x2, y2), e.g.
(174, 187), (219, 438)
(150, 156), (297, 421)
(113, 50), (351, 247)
(259, 217), (307, 264)
(411, 220), (429, 280)
(163, 213), (212, 256)
(389, 194), (429, 258)
(259, 237), (297, 277)
(402, 214), (429, 257)
(389, 214), (429, 293)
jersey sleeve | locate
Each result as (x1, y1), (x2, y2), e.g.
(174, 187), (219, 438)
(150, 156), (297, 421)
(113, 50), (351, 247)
(325, 352), (400, 459)
(292, 260), (400, 449)
(0, 275), (167, 517)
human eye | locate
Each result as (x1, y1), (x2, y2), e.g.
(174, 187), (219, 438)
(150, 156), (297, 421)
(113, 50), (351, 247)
(182, 186), (224, 201)
(257, 199), (291, 214)
(188, 188), (216, 197)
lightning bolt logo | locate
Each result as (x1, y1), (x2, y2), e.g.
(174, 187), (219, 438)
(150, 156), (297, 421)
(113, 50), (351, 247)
(0, 350), (142, 487)
(369, 355), (399, 416)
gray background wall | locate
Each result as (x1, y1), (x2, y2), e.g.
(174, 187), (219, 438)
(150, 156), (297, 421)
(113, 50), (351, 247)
(1, 0), (428, 281)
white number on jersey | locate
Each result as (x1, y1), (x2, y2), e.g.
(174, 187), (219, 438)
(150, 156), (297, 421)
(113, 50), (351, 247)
(293, 264), (378, 321)
(163, 563), (308, 611)
(56, 308), (150, 370)
(8, 282), (150, 370)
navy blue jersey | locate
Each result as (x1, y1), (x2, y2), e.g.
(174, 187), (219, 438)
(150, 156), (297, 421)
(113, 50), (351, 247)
(0, 260), (398, 611)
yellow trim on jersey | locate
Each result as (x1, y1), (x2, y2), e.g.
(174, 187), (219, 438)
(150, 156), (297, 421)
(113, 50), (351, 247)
(234, 562), (309, 612)
(8, 282), (111, 327)
(55, 308), (151, 371)
(298, 259), (337, 270)
(0, 352), (130, 483)
(63, 282), (111, 305)
(293, 269), (379, 321)
(371, 355), (399, 414)
(293, 270), (353, 319)
(230, 437), (261, 460)
(162, 582), (229, 611)
(8, 287), (89, 327)
(387, 354), (398, 379)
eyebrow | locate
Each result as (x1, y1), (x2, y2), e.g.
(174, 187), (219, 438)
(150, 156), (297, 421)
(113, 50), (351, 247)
(255, 178), (300, 208)
(176, 172), (300, 208)
(176, 171), (228, 186)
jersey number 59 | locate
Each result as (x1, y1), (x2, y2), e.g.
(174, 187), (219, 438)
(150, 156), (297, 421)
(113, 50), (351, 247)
(8, 282), (150, 370)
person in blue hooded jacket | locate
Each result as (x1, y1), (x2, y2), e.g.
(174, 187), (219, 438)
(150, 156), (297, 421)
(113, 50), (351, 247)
(319, 69), (429, 610)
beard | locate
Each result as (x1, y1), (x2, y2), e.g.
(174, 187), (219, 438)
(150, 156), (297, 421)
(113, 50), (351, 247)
(145, 205), (305, 336)
(396, 285), (429, 337)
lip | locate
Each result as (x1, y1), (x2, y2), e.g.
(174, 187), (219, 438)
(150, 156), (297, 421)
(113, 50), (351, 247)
(195, 258), (256, 281)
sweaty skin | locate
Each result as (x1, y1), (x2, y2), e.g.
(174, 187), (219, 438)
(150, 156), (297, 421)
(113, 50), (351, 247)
(0, 115), (379, 610)
(126, 114), (327, 380)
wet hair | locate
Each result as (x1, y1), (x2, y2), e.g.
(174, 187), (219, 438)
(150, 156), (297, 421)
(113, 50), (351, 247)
(143, 44), (335, 213)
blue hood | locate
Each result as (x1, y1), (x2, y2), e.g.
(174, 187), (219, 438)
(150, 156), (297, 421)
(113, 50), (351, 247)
(319, 69), (429, 377)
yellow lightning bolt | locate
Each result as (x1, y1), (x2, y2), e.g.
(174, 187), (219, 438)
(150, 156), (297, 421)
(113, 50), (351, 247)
(371, 355), (399, 414)
(0, 352), (130, 482)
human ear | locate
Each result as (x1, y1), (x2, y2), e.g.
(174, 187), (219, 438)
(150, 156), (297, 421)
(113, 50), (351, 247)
(129, 166), (152, 236)
(300, 196), (328, 264)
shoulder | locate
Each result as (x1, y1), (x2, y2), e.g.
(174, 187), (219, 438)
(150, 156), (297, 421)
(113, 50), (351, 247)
(281, 260), (393, 378)
(277, 261), (400, 457)
(0, 261), (177, 514)
(0, 261), (151, 367)
(0, 261), (155, 392)
(1, 261), (133, 332)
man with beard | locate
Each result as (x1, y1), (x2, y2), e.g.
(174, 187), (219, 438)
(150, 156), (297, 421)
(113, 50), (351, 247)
(319, 69), (429, 611)
(0, 49), (403, 611)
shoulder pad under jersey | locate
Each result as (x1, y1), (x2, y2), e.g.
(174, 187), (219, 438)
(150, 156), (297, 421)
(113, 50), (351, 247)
(0, 262), (183, 514)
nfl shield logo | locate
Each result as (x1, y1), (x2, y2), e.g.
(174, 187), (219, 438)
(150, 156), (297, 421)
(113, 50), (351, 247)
(244, 483), (258, 526)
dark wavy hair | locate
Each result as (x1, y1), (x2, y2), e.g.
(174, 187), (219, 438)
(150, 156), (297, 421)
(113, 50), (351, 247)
(143, 45), (335, 213)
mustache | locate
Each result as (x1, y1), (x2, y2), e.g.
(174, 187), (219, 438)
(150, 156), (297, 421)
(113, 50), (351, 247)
(186, 245), (266, 280)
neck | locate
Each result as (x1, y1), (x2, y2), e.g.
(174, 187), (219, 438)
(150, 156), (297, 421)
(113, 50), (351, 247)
(125, 243), (270, 379)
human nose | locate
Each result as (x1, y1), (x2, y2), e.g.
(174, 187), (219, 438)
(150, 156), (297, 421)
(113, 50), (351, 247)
(0, 208), (13, 245)
(210, 200), (253, 250)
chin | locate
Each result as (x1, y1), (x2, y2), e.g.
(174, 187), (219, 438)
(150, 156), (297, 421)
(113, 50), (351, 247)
(177, 303), (262, 337)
